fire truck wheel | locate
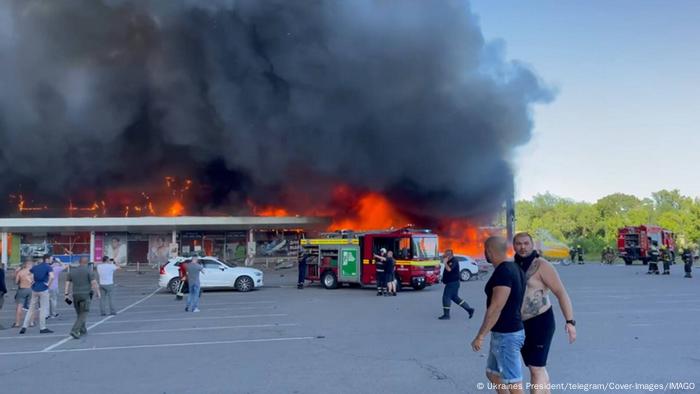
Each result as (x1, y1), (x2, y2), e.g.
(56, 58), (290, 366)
(641, 259), (648, 265)
(168, 278), (180, 294)
(624, 258), (632, 266)
(321, 271), (338, 289)
(395, 277), (402, 292)
(235, 276), (254, 292)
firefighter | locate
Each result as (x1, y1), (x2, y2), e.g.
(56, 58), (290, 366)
(576, 245), (584, 264)
(647, 241), (660, 275)
(438, 249), (475, 320)
(681, 248), (693, 278)
(374, 248), (387, 296)
(297, 249), (308, 289)
(569, 247), (577, 264)
(660, 245), (671, 275)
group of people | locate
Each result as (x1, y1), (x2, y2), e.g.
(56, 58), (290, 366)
(0, 254), (121, 339)
(647, 242), (673, 275)
(567, 245), (585, 264)
(374, 248), (397, 296)
(174, 255), (203, 312)
(440, 233), (577, 394)
(295, 247), (400, 296)
(647, 242), (697, 278)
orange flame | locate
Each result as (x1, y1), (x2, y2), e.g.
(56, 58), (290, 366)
(440, 220), (503, 258)
(329, 193), (409, 231)
(248, 187), (499, 258)
(167, 201), (185, 217)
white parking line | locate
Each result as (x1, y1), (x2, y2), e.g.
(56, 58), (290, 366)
(118, 306), (275, 315)
(0, 323), (300, 340)
(21, 313), (290, 329)
(0, 336), (316, 356)
(41, 287), (161, 352)
(131, 297), (278, 308)
(98, 314), (288, 324)
(128, 301), (276, 308)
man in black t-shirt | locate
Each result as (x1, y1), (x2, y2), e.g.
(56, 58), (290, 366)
(472, 236), (526, 393)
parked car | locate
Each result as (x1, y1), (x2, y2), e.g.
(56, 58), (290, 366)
(159, 256), (263, 293)
(439, 254), (480, 281)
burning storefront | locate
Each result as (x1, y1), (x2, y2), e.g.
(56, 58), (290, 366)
(0, 216), (326, 269)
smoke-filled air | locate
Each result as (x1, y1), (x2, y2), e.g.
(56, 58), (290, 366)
(0, 0), (552, 227)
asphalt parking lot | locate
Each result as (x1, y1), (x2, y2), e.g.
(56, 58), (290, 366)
(0, 262), (698, 394)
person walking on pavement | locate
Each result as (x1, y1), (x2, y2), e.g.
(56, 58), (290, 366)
(647, 240), (660, 275)
(682, 247), (694, 278)
(97, 256), (120, 316)
(576, 245), (584, 264)
(65, 257), (101, 339)
(185, 256), (203, 312)
(48, 257), (68, 319)
(0, 264), (7, 330)
(514, 232), (577, 394)
(471, 236), (527, 394)
(438, 249), (475, 320)
(660, 246), (672, 275)
(374, 248), (387, 296)
(13, 259), (33, 328)
(297, 249), (308, 289)
(20, 256), (54, 334)
(568, 247), (576, 264)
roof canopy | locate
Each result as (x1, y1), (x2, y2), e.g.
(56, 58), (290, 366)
(0, 216), (329, 233)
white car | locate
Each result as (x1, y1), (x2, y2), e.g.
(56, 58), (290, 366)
(439, 254), (480, 281)
(159, 256), (263, 293)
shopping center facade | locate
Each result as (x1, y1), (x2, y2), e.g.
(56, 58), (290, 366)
(0, 216), (327, 269)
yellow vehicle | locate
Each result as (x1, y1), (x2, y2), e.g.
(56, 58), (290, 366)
(531, 229), (570, 261)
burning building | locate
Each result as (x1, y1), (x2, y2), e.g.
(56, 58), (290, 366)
(0, 1), (549, 267)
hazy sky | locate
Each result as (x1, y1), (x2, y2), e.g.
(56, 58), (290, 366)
(471, 0), (700, 202)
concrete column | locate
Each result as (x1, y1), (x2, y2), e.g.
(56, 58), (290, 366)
(246, 229), (255, 266)
(89, 231), (95, 262)
(1, 232), (8, 271)
(170, 230), (178, 258)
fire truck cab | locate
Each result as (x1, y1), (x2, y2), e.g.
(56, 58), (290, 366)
(300, 227), (441, 290)
(617, 225), (676, 265)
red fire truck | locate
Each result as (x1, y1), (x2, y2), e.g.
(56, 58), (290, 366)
(617, 225), (676, 265)
(300, 227), (441, 290)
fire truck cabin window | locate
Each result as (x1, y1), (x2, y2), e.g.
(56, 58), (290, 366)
(412, 237), (438, 259)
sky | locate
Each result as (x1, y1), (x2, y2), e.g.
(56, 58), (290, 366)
(470, 0), (700, 203)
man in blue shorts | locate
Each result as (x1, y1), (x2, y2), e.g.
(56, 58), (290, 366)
(472, 236), (526, 394)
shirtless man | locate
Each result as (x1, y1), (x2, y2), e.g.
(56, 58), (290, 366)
(14, 260), (34, 328)
(513, 233), (576, 394)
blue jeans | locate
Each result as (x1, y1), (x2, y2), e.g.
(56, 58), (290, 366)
(486, 329), (525, 384)
(186, 283), (201, 310)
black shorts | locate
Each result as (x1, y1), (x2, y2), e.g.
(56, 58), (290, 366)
(521, 307), (555, 367)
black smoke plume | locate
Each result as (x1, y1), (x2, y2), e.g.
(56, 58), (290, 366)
(0, 0), (552, 220)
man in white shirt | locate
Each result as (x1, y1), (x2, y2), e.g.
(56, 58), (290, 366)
(96, 256), (120, 316)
